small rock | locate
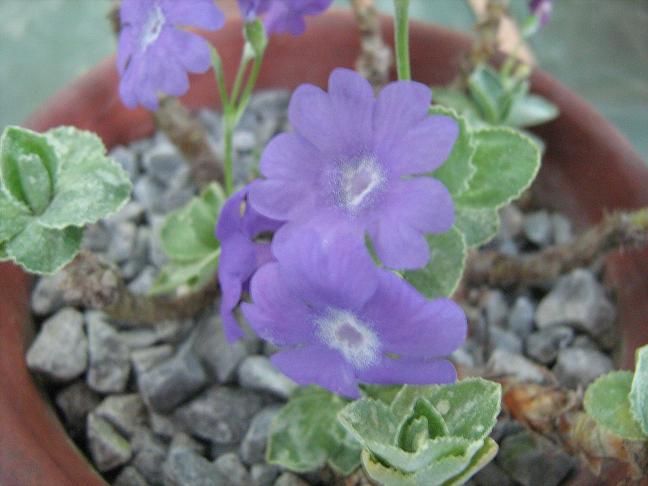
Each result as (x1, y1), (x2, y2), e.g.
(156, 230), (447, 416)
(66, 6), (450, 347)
(134, 176), (167, 214)
(95, 394), (146, 437)
(522, 210), (552, 247)
(26, 307), (87, 381)
(274, 472), (309, 486)
(132, 427), (168, 484)
(240, 406), (282, 464)
(553, 347), (614, 389)
(490, 418), (525, 443)
(121, 225), (150, 280)
(114, 466), (150, 486)
(487, 349), (547, 383)
(198, 109), (223, 137)
(149, 411), (182, 439)
(121, 321), (184, 349)
(83, 222), (112, 253)
(142, 142), (184, 185)
(251, 464), (280, 486)
(498, 205), (524, 240)
(483, 290), (509, 328)
(497, 431), (576, 486)
(238, 356), (297, 399)
(107, 200), (146, 226)
(138, 344), (207, 413)
(128, 265), (158, 294)
(174, 386), (263, 445)
(107, 221), (138, 263)
(30, 272), (68, 315)
(132, 344), (175, 376)
(489, 328), (523, 354)
(193, 316), (255, 383)
(450, 347), (475, 369)
(215, 452), (250, 485)
(474, 462), (514, 486)
(86, 311), (131, 393)
(110, 145), (139, 180)
(170, 432), (206, 455)
(551, 213), (573, 245)
(572, 334), (599, 350)
(163, 447), (229, 486)
(86, 413), (132, 472)
(55, 381), (101, 438)
(525, 326), (574, 365)
(507, 296), (535, 337)
(535, 269), (616, 346)
(233, 130), (257, 152)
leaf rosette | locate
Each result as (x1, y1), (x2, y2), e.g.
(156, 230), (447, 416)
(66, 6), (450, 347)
(338, 378), (501, 486)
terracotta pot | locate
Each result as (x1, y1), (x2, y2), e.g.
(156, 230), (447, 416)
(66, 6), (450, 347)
(1, 9), (646, 486)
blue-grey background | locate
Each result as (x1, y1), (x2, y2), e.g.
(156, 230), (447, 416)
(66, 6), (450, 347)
(1, 0), (646, 160)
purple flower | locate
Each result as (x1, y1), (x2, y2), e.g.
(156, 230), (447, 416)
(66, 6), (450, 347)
(216, 185), (283, 342)
(242, 229), (467, 398)
(530, 0), (553, 28)
(117, 0), (225, 110)
(237, 0), (333, 35)
(248, 69), (458, 270)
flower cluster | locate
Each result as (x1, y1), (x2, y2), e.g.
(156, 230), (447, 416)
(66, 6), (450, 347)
(218, 69), (467, 397)
(117, 0), (332, 110)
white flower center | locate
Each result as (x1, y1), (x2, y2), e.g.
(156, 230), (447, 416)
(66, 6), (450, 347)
(336, 156), (384, 212)
(140, 5), (166, 51)
(316, 309), (381, 369)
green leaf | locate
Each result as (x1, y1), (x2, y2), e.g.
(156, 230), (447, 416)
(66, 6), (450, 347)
(0, 126), (57, 213)
(360, 384), (403, 405)
(0, 189), (30, 241)
(467, 64), (505, 123)
(630, 345), (648, 437)
(362, 450), (417, 486)
(456, 128), (540, 209)
(411, 439), (484, 485)
(507, 94), (560, 128)
(430, 106), (476, 197)
(443, 437), (498, 486)
(37, 127), (131, 229)
(392, 378), (501, 442)
(267, 386), (361, 475)
(454, 206), (500, 247)
(0, 242), (8, 261)
(244, 18), (268, 57)
(149, 250), (219, 296)
(402, 227), (466, 298)
(584, 371), (645, 440)
(5, 221), (81, 274)
(432, 88), (480, 120)
(160, 183), (223, 262)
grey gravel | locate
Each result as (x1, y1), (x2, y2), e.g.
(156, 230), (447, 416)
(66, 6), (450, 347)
(240, 406), (282, 465)
(26, 307), (87, 381)
(120, 321), (184, 349)
(55, 381), (101, 438)
(238, 356), (297, 399)
(121, 226), (150, 280)
(553, 347), (614, 388)
(163, 446), (229, 486)
(132, 427), (168, 484)
(149, 411), (182, 440)
(215, 453), (251, 486)
(128, 265), (158, 294)
(497, 431), (576, 486)
(535, 269), (616, 346)
(142, 141), (185, 185)
(174, 386), (263, 445)
(132, 344), (175, 376)
(483, 290), (509, 328)
(522, 210), (553, 247)
(170, 432), (206, 456)
(474, 462), (514, 486)
(95, 394), (146, 438)
(250, 464), (280, 486)
(525, 326), (574, 365)
(86, 311), (131, 393)
(110, 145), (140, 181)
(30, 271), (68, 315)
(114, 466), (150, 486)
(84, 222), (112, 254)
(134, 176), (168, 215)
(487, 349), (547, 383)
(87, 413), (132, 472)
(138, 343), (208, 413)
(107, 221), (138, 263)
(550, 213), (573, 245)
(507, 296), (535, 337)
(489, 328), (523, 355)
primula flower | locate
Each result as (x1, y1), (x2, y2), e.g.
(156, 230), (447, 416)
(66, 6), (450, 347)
(216, 185), (282, 342)
(530, 0), (553, 28)
(237, 0), (333, 35)
(118, 0), (225, 110)
(248, 69), (458, 270)
(242, 230), (467, 398)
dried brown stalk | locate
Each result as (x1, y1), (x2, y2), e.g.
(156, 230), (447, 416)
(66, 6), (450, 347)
(465, 209), (648, 288)
(349, 0), (392, 89)
(62, 251), (218, 325)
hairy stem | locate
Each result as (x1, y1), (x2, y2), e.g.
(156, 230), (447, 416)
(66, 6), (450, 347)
(223, 112), (235, 195)
(62, 251), (218, 325)
(393, 0), (411, 81)
(465, 209), (648, 288)
(350, 0), (392, 89)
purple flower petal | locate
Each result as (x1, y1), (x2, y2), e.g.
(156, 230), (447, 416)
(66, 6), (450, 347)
(360, 271), (467, 357)
(163, 0), (225, 30)
(288, 84), (337, 153)
(259, 133), (322, 181)
(368, 217), (430, 270)
(271, 345), (360, 398)
(357, 357), (457, 385)
(247, 178), (315, 221)
(166, 29), (213, 73)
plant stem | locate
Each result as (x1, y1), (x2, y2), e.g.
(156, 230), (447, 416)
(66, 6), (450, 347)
(62, 251), (218, 325)
(465, 208), (648, 288)
(234, 53), (265, 123)
(393, 0), (411, 81)
(223, 112), (235, 195)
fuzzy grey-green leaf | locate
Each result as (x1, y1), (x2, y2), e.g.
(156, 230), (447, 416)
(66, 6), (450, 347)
(456, 128), (540, 209)
(507, 94), (559, 128)
(454, 205), (500, 247)
(37, 127), (131, 229)
(0, 189), (31, 241)
(629, 345), (648, 436)
(149, 250), (219, 296)
(402, 227), (466, 298)
(584, 371), (645, 440)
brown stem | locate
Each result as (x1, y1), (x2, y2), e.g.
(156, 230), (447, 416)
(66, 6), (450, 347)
(154, 97), (225, 190)
(349, 0), (392, 89)
(62, 251), (218, 325)
(465, 209), (648, 288)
